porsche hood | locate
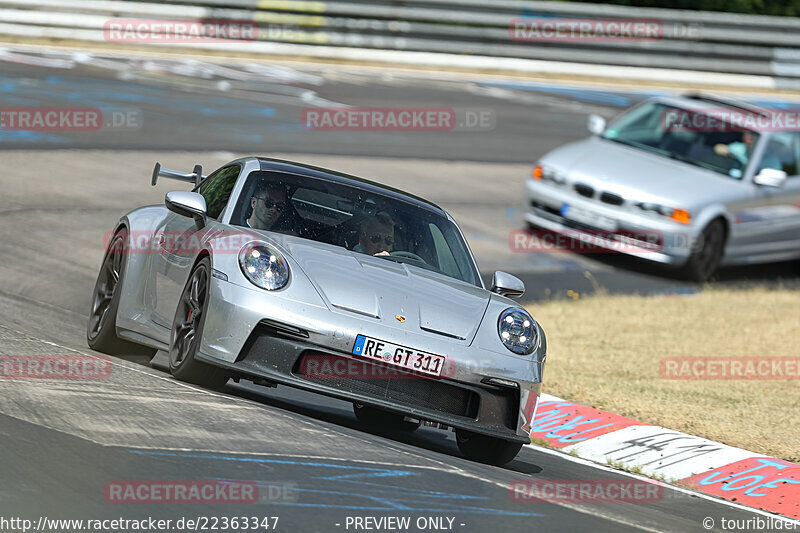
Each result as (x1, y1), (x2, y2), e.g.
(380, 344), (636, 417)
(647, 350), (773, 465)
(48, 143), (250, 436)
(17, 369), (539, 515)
(270, 235), (490, 343)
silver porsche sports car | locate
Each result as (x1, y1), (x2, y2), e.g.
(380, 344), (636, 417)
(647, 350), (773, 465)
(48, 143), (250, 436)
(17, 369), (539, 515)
(87, 157), (546, 465)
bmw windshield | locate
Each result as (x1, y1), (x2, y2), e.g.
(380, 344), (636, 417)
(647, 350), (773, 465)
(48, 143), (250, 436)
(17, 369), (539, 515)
(602, 101), (759, 179)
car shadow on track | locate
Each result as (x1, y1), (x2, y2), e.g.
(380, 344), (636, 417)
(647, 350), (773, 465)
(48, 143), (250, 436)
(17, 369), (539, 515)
(587, 250), (800, 285)
(144, 352), (542, 472)
(221, 380), (543, 474)
(507, 244), (800, 302)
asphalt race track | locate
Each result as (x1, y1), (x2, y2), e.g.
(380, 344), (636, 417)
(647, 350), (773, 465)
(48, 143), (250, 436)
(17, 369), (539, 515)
(0, 48), (798, 532)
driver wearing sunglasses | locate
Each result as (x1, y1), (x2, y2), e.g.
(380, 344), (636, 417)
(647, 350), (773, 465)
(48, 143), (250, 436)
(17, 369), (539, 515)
(247, 182), (288, 231)
(355, 212), (395, 256)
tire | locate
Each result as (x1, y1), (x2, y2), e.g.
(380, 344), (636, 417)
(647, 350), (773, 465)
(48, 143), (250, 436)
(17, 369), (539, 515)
(168, 257), (229, 390)
(87, 229), (156, 357)
(455, 429), (523, 466)
(680, 219), (726, 282)
(353, 403), (419, 432)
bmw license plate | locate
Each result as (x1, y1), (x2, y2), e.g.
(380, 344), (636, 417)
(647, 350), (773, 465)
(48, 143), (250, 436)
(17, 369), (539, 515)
(561, 203), (617, 231)
(352, 334), (446, 377)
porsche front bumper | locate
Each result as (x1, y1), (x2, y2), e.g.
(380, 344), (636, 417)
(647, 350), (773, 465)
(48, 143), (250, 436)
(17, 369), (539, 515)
(198, 276), (544, 444)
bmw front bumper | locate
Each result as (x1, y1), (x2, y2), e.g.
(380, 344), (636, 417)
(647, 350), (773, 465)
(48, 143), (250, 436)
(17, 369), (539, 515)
(524, 178), (697, 266)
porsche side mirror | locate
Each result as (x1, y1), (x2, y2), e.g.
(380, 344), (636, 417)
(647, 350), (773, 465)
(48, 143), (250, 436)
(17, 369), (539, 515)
(490, 271), (525, 299)
(165, 191), (207, 229)
(753, 168), (787, 188)
(587, 114), (607, 135)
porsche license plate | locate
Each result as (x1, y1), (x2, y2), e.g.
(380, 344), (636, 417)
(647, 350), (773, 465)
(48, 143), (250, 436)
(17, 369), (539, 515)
(352, 334), (446, 377)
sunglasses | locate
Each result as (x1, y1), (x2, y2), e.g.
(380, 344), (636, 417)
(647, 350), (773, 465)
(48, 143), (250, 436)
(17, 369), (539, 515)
(256, 197), (286, 212)
(369, 234), (394, 246)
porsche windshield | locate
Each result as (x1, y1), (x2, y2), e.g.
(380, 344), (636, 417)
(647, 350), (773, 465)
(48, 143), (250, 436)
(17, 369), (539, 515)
(602, 101), (760, 178)
(230, 171), (480, 286)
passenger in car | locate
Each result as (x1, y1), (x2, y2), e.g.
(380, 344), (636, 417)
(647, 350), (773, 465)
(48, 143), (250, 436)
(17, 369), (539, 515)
(354, 211), (395, 256)
(714, 130), (757, 167)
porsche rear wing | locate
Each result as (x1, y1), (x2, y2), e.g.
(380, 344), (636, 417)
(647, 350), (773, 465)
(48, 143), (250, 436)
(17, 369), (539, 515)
(151, 162), (207, 187)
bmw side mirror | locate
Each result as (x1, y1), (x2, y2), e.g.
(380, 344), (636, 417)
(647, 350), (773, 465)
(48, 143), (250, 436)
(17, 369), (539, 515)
(587, 114), (606, 135)
(490, 271), (525, 299)
(165, 191), (207, 229)
(753, 168), (788, 188)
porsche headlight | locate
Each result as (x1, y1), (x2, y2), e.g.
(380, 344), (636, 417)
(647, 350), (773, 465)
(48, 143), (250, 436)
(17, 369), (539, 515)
(238, 241), (289, 290)
(498, 308), (538, 355)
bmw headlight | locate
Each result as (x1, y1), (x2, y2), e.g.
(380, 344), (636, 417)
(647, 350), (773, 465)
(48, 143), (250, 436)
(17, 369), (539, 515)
(238, 241), (290, 290)
(498, 308), (538, 355)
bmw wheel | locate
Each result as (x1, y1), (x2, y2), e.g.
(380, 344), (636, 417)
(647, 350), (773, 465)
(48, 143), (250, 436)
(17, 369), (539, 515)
(680, 219), (725, 282)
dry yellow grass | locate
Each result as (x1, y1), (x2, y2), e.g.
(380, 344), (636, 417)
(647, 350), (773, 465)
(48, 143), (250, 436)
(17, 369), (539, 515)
(525, 287), (800, 461)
